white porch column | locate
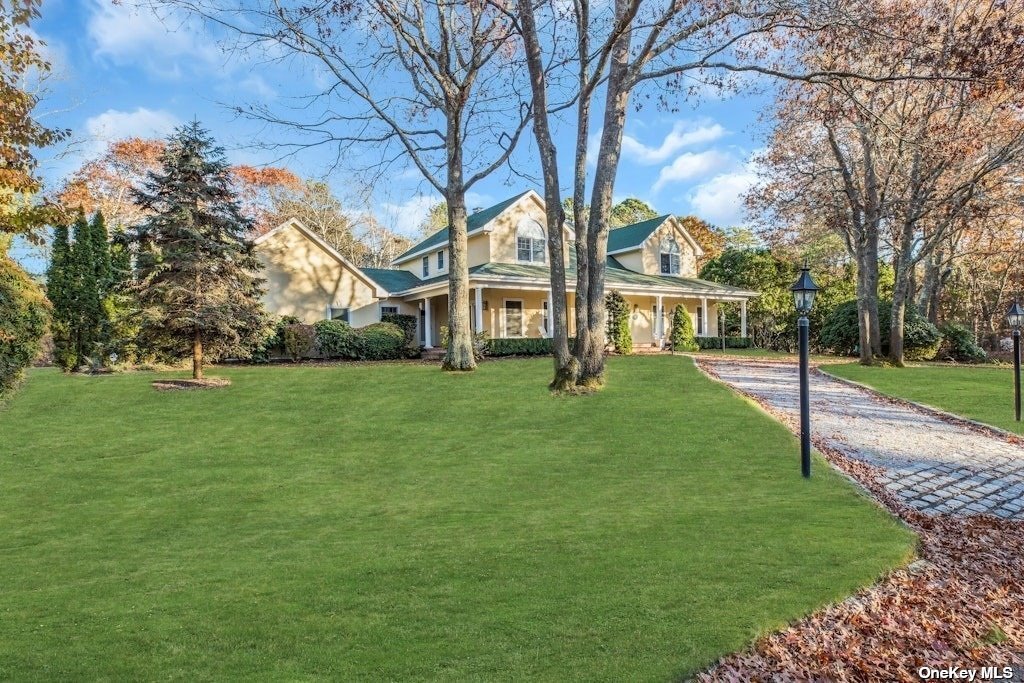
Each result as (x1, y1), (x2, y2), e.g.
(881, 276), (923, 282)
(474, 287), (484, 335)
(656, 295), (664, 346)
(701, 297), (709, 337)
(423, 296), (433, 348)
(740, 299), (748, 339)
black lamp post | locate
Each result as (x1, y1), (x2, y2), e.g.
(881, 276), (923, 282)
(1007, 301), (1024, 422)
(791, 264), (820, 478)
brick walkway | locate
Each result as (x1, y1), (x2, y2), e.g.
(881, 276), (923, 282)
(699, 358), (1024, 519)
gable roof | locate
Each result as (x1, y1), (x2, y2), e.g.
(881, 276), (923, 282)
(606, 215), (669, 253)
(607, 214), (705, 257)
(253, 217), (390, 295)
(392, 191), (533, 263)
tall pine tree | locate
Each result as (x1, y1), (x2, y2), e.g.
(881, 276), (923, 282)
(131, 122), (268, 379)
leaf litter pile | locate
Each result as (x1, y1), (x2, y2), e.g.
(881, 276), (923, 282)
(696, 359), (1024, 681)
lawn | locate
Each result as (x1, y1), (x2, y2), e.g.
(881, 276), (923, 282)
(823, 362), (1024, 435)
(0, 356), (913, 681)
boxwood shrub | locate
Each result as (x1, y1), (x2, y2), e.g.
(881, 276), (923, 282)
(695, 336), (753, 350)
(314, 319), (362, 359)
(359, 322), (407, 360)
(486, 337), (552, 356)
(381, 313), (417, 345)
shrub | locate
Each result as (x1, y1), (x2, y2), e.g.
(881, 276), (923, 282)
(820, 299), (941, 360)
(937, 322), (987, 363)
(695, 336), (753, 350)
(381, 313), (417, 345)
(359, 322), (407, 360)
(604, 290), (632, 355)
(249, 315), (300, 362)
(669, 304), (698, 352)
(486, 337), (554, 356)
(1, 253), (50, 399)
(314, 319), (362, 359)
(282, 323), (316, 362)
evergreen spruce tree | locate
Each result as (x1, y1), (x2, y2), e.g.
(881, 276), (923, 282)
(69, 212), (102, 366)
(131, 121), (269, 379)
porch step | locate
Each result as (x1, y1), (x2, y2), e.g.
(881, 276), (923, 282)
(421, 347), (446, 361)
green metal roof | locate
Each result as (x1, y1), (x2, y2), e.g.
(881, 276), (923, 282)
(606, 215), (669, 253)
(393, 191), (532, 263)
(361, 268), (423, 293)
(361, 258), (754, 297)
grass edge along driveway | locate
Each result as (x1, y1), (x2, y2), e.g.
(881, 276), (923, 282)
(823, 362), (1024, 436)
(0, 356), (913, 681)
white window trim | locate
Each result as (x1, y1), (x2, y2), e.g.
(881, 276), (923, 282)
(502, 298), (525, 338)
(379, 303), (399, 319)
(422, 255), (430, 277)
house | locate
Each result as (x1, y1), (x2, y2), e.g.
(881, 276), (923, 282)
(254, 190), (758, 348)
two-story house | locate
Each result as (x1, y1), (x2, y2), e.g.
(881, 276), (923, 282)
(254, 190), (757, 348)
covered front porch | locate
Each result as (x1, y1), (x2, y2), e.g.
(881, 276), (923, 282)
(410, 283), (750, 349)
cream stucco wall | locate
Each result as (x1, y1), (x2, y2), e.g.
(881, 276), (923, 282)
(257, 223), (380, 325)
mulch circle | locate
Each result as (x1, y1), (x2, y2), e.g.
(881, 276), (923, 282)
(151, 377), (232, 391)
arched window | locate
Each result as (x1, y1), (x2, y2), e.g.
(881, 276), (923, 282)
(660, 237), (681, 275)
(516, 219), (546, 264)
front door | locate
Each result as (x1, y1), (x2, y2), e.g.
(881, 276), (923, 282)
(504, 300), (523, 337)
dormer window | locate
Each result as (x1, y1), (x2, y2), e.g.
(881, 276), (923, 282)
(516, 219), (546, 264)
(660, 237), (681, 275)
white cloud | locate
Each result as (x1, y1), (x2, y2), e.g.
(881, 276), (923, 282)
(84, 107), (180, 154)
(87, 0), (220, 78)
(688, 169), (759, 226)
(379, 194), (440, 236)
(652, 150), (733, 193)
(621, 120), (727, 165)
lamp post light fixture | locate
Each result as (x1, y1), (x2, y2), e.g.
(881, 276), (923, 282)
(1007, 301), (1024, 422)
(791, 264), (820, 478)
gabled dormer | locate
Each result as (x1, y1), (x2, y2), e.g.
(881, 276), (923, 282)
(606, 215), (704, 278)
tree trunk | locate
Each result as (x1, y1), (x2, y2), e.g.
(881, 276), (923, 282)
(855, 228), (881, 364)
(888, 270), (912, 366)
(193, 332), (203, 380)
(576, 0), (632, 389)
(517, 0), (577, 391)
(442, 110), (475, 372)
(919, 248), (943, 324)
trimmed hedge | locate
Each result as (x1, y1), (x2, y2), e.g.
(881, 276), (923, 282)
(486, 337), (554, 356)
(695, 336), (753, 350)
(359, 322), (407, 360)
(283, 323), (316, 362)
(382, 313), (417, 345)
(314, 319), (361, 359)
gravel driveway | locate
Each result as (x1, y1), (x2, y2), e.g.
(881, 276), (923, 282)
(698, 357), (1024, 519)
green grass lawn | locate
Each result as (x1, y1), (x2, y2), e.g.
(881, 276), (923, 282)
(0, 357), (912, 681)
(823, 362), (1024, 435)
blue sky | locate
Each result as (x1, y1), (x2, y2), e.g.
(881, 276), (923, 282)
(30, 1), (773, 251)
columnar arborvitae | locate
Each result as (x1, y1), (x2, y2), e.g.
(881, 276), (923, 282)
(603, 290), (632, 355)
(131, 121), (269, 379)
(47, 212), (120, 370)
(670, 304), (698, 353)
(46, 223), (76, 370)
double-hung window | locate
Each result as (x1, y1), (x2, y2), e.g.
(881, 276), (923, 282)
(422, 256), (430, 277)
(330, 307), (350, 323)
(380, 305), (398, 318)
(437, 250), (445, 270)
(660, 237), (681, 275)
(516, 219), (546, 264)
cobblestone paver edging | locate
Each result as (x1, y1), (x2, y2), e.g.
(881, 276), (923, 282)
(696, 357), (1024, 519)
